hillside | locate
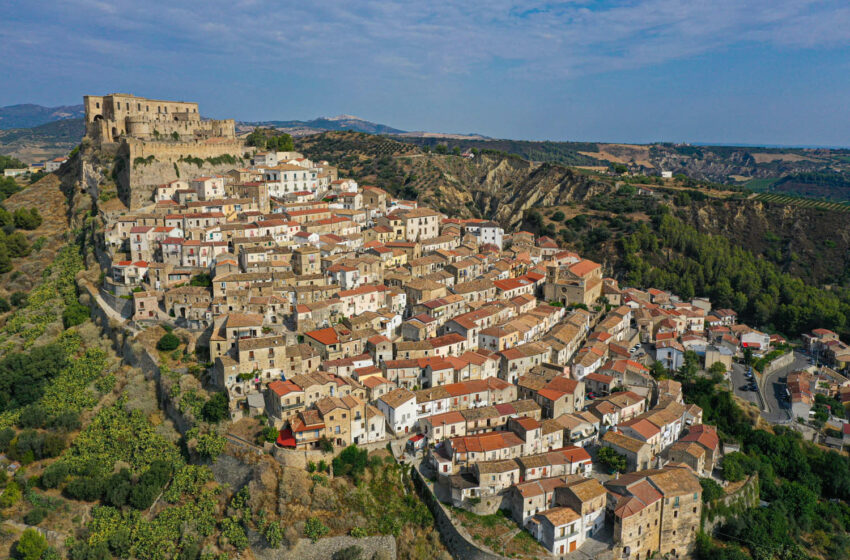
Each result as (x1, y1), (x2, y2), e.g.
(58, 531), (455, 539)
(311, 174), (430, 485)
(243, 114), (406, 137)
(297, 131), (850, 297)
(395, 136), (850, 200)
(0, 103), (84, 129)
(295, 131), (610, 229)
(0, 118), (85, 162)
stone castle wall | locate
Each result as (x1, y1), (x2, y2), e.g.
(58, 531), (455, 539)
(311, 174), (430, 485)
(118, 138), (248, 209)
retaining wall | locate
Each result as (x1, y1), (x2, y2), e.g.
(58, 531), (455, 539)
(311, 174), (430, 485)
(412, 468), (509, 560)
(762, 351), (795, 376)
(703, 473), (760, 535)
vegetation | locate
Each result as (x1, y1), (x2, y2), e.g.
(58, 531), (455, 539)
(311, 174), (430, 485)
(246, 128), (295, 152)
(682, 370), (850, 558)
(156, 332), (181, 351)
(619, 211), (850, 337)
(190, 273), (212, 287)
(597, 446), (627, 473)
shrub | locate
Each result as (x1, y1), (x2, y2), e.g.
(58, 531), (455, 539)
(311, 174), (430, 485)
(62, 301), (89, 328)
(333, 545), (363, 560)
(304, 516), (329, 542)
(10, 291), (27, 307)
(24, 507), (47, 525)
(14, 528), (47, 560)
(157, 332), (181, 351)
(40, 462), (69, 489)
(201, 392), (229, 423)
(13, 208), (42, 230)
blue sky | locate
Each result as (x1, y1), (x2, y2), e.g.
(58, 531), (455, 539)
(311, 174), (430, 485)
(2, 0), (850, 145)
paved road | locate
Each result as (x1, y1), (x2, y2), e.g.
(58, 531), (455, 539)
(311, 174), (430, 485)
(760, 351), (810, 423)
(730, 362), (762, 409)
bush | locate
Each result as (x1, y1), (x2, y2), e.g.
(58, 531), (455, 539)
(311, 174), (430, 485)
(333, 445), (368, 479)
(156, 332), (181, 351)
(333, 545), (363, 560)
(14, 528), (47, 560)
(13, 208), (42, 230)
(62, 301), (89, 328)
(201, 392), (229, 423)
(40, 462), (69, 489)
(304, 516), (329, 542)
(24, 507), (47, 525)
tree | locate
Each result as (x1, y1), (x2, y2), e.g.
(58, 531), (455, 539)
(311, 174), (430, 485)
(0, 480), (22, 507)
(24, 507), (47, 525)
(189, 273), (212, 287)
(6, 232), (30, 257)
(195, 431), (226, 460)
(598, 447), (627, 473)
(157, 332), (181, 351)
(708, 361), (727, 376)
(552, 210), (565, 222)
(201, 392), (229, 423)
(13, 208), (42, 230)
(700, 477), (724, 503)
(62, 301), (89, 328)
(14, 528), (47, 560)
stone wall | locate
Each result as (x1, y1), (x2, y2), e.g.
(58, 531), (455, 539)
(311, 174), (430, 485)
(702, 473), (760, 535)
(762, 351), (795, 376)
(252, 535), (396, 560)
(115, 138), (248, 209)
(412, 468), (510, 560)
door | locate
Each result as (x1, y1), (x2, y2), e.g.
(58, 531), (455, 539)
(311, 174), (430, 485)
(569, 540), (577, 552)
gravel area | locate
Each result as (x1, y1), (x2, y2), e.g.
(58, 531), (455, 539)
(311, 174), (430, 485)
(252, 534), (396, 560)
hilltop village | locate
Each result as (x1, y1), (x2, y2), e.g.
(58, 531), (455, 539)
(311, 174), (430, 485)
(85, 94), (820, 560)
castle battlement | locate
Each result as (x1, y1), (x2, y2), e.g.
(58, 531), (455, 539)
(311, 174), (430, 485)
(84, 93), (235, 145)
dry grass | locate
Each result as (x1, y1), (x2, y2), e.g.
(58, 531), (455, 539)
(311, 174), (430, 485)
(1, 174), (71, 297)
(750, 152), (819, 164)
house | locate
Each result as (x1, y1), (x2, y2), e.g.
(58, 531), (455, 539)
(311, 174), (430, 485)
(529, 507), (582, 555)
(605, 466), (702, 559)
(600, 430), (652, 471)
(655, 340), (685, 371)
(376, 388), (417, 435)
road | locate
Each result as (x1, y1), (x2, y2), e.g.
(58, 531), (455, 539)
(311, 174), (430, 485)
(729, 351), (810, 424)
(760, 351), (810, 424)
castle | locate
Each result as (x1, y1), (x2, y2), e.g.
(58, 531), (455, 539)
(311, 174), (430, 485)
(83, 93), (246, 209)
(84, 93), (236, 144)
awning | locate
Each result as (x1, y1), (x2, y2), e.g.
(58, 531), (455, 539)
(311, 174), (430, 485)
(276, 427), (297, 448)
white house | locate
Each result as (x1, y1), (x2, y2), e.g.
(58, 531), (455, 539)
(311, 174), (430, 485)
(376, 388), (417, 435)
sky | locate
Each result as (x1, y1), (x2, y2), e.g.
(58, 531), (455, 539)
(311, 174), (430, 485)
(2, 0), (850, 146)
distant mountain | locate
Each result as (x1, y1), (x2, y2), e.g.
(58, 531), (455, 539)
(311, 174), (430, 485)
(246, 114), (407, 136)
(0, 103), (85, 129)
(0, 118), (85, 162)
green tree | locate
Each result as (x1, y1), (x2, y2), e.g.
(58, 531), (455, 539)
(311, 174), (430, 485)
(14, 528), (48, 560)
(598, 447), (627, 473)
(0, 480), (22, 508)
(262, 521), (284, 548)
(13, 208), (42, 230)
(700, 477), (724, 503)
(6, 232), (31, 257)
(201, 392), (229, 423)
(157, 332), (181, 351)
(62, 301), (89, 328)
(190, 273), (212, 287)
